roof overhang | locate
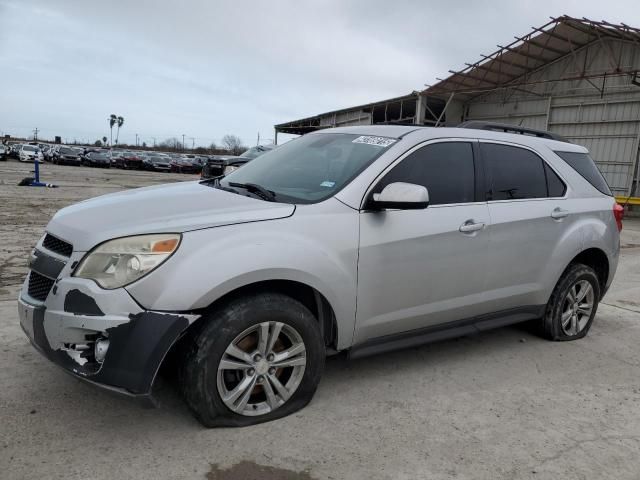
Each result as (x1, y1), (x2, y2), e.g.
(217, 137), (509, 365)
(275, 92), (421, 133)
(423, 15), (640, 101)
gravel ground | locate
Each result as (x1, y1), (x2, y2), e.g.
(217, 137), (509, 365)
(1, 159), (640, 480)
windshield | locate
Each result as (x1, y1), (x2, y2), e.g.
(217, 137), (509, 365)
(240, 145), (272, 159)
(220, 133), (394, 204)
(23, 146), (37, 152)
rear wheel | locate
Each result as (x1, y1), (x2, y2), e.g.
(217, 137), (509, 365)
(180, 292), (325, 427)
(542, 263), (601, 341)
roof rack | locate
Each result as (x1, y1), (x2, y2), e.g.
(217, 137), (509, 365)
(457, 121), (571, 143)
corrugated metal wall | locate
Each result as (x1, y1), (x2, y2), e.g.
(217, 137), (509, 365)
(319, 110), (371, 127)
(464, 39), (640, 196)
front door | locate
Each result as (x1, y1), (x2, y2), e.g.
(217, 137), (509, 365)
(355, 140), (491, 345)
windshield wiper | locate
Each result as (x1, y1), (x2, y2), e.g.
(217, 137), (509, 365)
(200, 176), (224, 185)
(228, 182), (277, 202)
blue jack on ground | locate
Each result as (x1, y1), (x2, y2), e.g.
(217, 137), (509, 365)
(18, 159), (58, 188)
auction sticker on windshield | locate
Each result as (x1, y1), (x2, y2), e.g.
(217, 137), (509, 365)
(352, 136), (397, 147)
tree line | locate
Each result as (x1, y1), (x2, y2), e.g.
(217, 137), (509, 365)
(93, 134), (248, 155)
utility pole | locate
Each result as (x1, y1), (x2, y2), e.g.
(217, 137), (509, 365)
(256, 132), (260, 146)
(151, 137), (156, 148)
(33, 128), (39, 141)
(190, 137), (195, 149)
(182, 134), (186, 151)
(135, 133), (139, 147)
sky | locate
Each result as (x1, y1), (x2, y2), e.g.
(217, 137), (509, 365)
(1, 0), (639, 148)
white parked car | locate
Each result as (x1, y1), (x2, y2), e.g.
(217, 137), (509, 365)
(19, 145), (44, 163)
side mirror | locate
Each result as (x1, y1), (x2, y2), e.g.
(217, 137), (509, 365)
(369, 182), (429, 210)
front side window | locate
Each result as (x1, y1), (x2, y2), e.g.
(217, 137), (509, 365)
(373, 142), (476, 205)
(481, 143), (547, 200)
(220, 133), (393, 204)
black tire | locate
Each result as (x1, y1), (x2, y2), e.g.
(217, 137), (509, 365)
(180, 292), (325, 427)
(542, 263), (601, 341)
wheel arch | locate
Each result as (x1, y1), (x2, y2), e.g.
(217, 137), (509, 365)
(559, 247), (610, 299)
(200, 279), (339, 351)
(160, 279), (340, 383)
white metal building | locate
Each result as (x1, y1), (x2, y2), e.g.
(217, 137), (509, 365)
(275, 16), (640, 199)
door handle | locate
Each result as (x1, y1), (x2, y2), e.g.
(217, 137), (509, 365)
(459, 220), (485, 233)
(551, 207), (569, 219)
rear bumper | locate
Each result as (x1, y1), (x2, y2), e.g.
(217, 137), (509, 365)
(18, 275), (199, 397)
(58, 157), (81, 165)
(123, 160), (142, 169)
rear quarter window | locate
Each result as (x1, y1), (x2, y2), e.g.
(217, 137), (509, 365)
(554, 151), (612, 196)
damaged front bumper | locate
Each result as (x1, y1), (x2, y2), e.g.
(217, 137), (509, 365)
(18, 249), (199, 400)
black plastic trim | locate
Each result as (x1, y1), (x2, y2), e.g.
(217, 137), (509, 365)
(349, 305), (545, 360)
(459, 121), (570, 143)
(26, 304), (190, 395)
(29, 249), (66, 280)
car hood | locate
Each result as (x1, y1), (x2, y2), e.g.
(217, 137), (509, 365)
(46, 181), (295, 251)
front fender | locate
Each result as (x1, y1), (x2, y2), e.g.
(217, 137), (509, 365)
(126, 201), (359, 349)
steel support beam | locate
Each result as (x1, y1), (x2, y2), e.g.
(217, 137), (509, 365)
(434, 93), (455, 127)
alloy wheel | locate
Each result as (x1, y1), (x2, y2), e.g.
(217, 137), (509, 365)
(560, 279), (594, 336)
(216, 321), (307, 416)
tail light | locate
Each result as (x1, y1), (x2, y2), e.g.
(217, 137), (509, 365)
(613, 203), (624, 232)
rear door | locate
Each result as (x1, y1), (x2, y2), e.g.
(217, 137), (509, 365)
(355, 140), (492, 344)
(480, 141), (574, 313)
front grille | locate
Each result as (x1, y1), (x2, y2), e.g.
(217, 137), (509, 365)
(28, 271), (55, 302)
(42, 234), (73, 257)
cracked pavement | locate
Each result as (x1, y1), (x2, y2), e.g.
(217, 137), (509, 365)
(1, 160), (640, 480)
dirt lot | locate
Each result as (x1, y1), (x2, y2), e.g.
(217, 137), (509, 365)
(1, 159), (640, 480)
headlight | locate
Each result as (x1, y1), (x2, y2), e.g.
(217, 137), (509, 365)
(74, 234), (181, 289)
(224, 165), (239, 175)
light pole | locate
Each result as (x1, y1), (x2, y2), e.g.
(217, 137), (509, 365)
(135, 133), (139, 147)
(182, 134), (186, 151)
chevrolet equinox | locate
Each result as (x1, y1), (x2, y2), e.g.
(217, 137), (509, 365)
(18, 124), (622, 427)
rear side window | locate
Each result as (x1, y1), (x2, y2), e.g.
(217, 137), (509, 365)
(374, 142), (476, 205)
(554, 151), (612, 196)
(481, 143), (547, 200)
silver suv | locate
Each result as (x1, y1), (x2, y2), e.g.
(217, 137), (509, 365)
(18, 124), (622, 427)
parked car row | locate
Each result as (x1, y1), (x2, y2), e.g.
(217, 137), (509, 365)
(1, 142), (45, 162)
(1, 141), (277, 177)
(200, 144), (276, 179)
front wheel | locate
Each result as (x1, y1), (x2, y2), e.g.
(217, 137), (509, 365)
(542, 263), (601, 341)
(180, 292), (325, 427)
